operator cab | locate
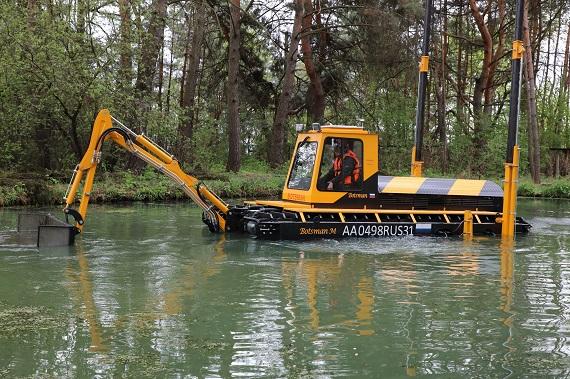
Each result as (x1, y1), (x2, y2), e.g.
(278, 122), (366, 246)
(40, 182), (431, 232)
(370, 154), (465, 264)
(315, 137), (363, 191)
(282, 125), (379, 205)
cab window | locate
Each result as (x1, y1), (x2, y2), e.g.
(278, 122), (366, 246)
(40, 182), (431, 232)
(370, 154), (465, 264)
(317, 137), (363, 191)
(287, 141), (317, 190)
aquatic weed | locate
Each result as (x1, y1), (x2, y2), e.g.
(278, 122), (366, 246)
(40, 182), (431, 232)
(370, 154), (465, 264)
(185, 335), (230, 352)
(114, 351), (172, 377)
(0, 305), (64, 337)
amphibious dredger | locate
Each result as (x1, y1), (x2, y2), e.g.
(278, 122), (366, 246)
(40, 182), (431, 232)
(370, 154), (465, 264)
(62, 110), (531, 241)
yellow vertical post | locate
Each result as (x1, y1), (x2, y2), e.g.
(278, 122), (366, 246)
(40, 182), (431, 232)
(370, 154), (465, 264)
(502, 145), (520, 239)
(412, 0), (432, 178)
(410, 146), (423, 177)
(463, 210), (473, 240)
(501, 0), (524, 240)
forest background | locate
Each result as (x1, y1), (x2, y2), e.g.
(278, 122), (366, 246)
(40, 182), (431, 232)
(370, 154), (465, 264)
(1, 0), (570, 205)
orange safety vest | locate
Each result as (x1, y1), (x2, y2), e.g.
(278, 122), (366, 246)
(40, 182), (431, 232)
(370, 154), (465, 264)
(333, 156), (343, 177)
(333, 150), (360, 185)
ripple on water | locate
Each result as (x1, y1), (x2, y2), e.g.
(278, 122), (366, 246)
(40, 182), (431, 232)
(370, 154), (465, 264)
(1, 201), (570, 377)
(229, 272), (287, 378)
(527, 216), (570, 236)
(276, 236), (492, 257)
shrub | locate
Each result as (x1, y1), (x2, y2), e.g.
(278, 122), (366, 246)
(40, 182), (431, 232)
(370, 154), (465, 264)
(518, 181), (541, 197)
(541, 180), (570, 198)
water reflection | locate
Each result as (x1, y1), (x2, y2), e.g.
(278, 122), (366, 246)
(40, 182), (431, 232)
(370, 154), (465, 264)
(0, 201), (570, 377)
(65, 243), (106, 352)
(446, 241), (480, 277)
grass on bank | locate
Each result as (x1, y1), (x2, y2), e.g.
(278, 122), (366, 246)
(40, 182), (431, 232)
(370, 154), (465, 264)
(1, 166), (570, 207)
(517, 177), (570, 198)
(0, 161), (287, 206)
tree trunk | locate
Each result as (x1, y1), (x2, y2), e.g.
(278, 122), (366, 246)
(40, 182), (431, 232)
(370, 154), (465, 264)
(165, 23), (175, 113)
(226, 0), (241, 172)
(485, 0), (506, 114)
(523, 1), (540, 184)
(77, 0), (87, 34)
(314, 0), (327, 63)
(564, 28), (570, 70)
(469, 0), (493, 155)
(116, 0), (134, 127)
(301, 0), (325, 124)
(435, 0), (448, 173)
(548, 16), (562, 100)
(118, 0), (133, 89)
(455, 1), (464, 131)
(180, 0), (206, 148)
(268, 0), (304, 168)
(27, 0), (37, 29)
(157, 41), (165, 110)
(530, 0), (541, 76)
(557, 24), (570, 137)
(179, 12), (191, 109)
(135, 0), (168, 126)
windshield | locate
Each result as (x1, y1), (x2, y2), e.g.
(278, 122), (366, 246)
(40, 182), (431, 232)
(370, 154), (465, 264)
(287, 141), (317, 190)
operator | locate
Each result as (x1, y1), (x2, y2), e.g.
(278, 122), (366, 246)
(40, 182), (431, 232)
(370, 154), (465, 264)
(321, 142), (360, 191)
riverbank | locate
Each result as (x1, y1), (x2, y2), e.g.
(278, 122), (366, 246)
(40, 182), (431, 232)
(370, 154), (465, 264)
(0, 168), (286, 207)
(1, 170), (569, 207)
(517, 177), (570, 198)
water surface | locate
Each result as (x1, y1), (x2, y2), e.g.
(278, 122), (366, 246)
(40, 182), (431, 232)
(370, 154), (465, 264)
(0, 199), (568, 377)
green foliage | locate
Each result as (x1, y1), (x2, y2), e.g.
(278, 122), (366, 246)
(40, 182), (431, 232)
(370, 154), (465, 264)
(517, 178), (570, 198)
(0, 165), (285, 206)
(481, 123), (510, 178)
(0, 183), (28, 206)
(540, 180), (570, 198)
(205, 171), (285, 199)
(89, 167), (284, 203)
(0, 0), (568, 196)
(517, 180), (541, 197)
(539, 88), (570, 150)
(0, 2), (113, 171)
(189, 115), (228, 171)
(0, 172), (61, 206)
(88, 169), (181, 203)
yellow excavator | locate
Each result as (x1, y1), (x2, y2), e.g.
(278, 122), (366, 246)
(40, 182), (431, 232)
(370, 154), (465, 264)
(61, 109), (530, 241)
(62, 0), (531, 243)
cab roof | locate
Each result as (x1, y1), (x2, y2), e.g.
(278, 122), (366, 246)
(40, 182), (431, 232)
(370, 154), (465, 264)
(307, 125), (373, 135)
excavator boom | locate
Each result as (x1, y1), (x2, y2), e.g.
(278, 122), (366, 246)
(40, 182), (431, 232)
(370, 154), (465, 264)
(64, 109), (228, 233)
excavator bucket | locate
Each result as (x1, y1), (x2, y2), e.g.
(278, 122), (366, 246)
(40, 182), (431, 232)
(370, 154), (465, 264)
(17, 213), (76, 247)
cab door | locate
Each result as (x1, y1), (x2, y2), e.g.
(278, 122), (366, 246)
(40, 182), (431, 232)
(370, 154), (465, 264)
(282, 134), (322, 203)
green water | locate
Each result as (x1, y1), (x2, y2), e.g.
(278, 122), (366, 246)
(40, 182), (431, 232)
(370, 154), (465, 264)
(0, 199), (568, 378)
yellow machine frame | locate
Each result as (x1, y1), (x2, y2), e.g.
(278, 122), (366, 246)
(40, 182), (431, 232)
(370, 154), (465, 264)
(64, 110), (228, 232)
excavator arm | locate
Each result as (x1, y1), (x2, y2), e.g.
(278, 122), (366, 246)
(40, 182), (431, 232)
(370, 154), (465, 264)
(63, 109), (229, 233)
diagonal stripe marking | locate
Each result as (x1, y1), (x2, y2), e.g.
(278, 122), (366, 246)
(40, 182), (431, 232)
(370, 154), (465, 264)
(382, 176), (426, 194)
(448, 179), (486, 196)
